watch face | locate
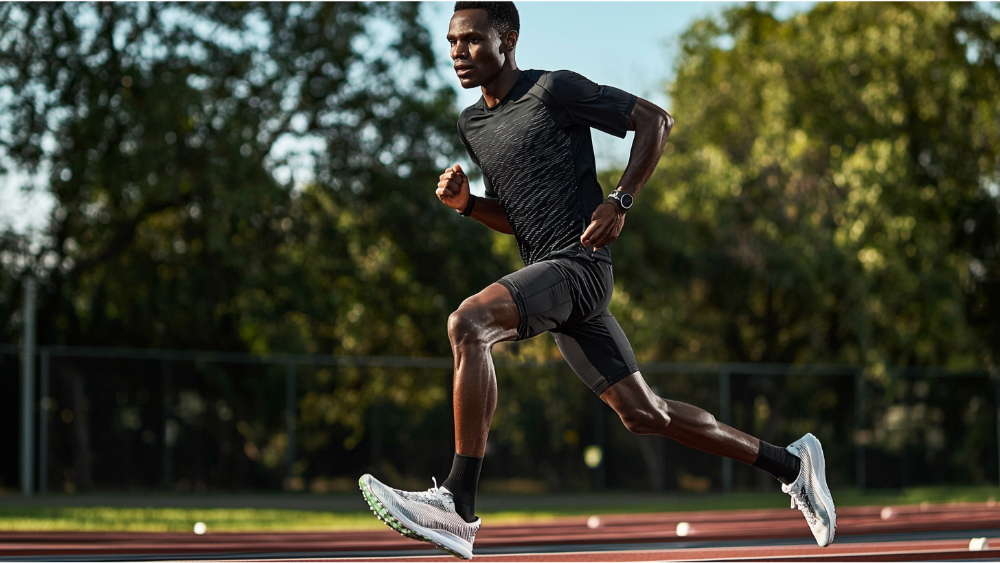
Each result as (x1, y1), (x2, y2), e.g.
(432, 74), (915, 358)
(620, 193), (634, 209)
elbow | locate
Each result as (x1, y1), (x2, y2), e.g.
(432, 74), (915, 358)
(660, 110), (674, 139)
(631, 98), (673, 138)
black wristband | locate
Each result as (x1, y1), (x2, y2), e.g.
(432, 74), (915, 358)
(459, 194), (477, 216)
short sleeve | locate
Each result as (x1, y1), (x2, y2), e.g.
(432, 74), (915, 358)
(541, 70), (637, 139)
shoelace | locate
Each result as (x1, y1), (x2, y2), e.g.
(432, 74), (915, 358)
(401, 477), (447, 503)
(787, 484), (818, 526)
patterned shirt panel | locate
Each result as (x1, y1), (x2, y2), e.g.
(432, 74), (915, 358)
(465, 104), (580, 266)
(458, 70), (637, 266)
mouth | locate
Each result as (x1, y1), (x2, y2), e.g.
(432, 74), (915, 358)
(454, 66), (474, 78)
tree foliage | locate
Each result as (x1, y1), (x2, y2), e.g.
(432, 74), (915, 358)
(0, 2), (511, 488)
(604, 2), (1000, 374)
(2, 2), (998, 491)
(0, 2), (503, 355)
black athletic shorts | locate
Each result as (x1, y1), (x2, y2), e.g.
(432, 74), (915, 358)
(497, 257), (638, 396)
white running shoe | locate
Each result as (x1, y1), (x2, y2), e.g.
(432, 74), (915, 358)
(359, 474), (480, 560)
(783, 433), (837, 547)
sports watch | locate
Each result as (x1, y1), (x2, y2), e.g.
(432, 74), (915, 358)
(607, 190), (634, 212)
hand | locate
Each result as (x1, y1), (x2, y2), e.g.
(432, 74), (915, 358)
(436, 164), (471, 212)
(580, 201), (625, 251)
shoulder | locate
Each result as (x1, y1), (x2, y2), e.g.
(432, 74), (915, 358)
(535, 69), (596, 97)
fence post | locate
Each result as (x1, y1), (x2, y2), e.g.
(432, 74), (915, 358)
(161, 360), (175, 489)
(38, 349), (50, 496)
(993, 368), (1000, 487)
(21, 276), (36, 496)
(854, 370), (866, 491)
(719, 367), (733, 494)
(594, 396), (606, 491)
(285, 362), (296, 484)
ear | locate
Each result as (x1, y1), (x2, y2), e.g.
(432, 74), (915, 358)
(501, 29), (518, 53)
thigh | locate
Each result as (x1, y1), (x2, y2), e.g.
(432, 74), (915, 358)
(552, 310), (638, 396)
(498, 258), (613, 341)
(498, 261), (573, 340)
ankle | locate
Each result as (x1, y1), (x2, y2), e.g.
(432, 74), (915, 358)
(441, 453), (483, 523)
(753, 441), (801, 485)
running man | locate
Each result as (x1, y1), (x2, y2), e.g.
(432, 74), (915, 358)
(360, 2), (835, 559)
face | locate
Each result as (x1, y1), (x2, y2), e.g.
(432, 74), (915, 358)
(447, 9), (506, 89)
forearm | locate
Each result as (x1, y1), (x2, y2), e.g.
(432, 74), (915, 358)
(618, 98), (673, 198)
(438, 164), (512, 233)
(467, 196), (513, 234)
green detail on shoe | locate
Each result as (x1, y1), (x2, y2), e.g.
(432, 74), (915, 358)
(357, 477), (468, 560)
(359, 478), (421, 540)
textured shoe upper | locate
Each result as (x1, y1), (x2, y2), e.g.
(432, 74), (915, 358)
(364, 475), (481, 545)
(782, 433), (836, 547)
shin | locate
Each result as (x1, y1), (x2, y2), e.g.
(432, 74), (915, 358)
(447, 283), (518, 456)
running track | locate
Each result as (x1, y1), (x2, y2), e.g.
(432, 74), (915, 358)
(2, 502), (998, 561)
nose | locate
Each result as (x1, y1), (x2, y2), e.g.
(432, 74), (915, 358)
(451, 40), (468, 61)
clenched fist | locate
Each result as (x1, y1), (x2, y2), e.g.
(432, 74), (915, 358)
(581, 200), (626, 251)
(436, 164), (471, 213)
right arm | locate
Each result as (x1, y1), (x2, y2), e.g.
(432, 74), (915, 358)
(437, 164), (513, 235)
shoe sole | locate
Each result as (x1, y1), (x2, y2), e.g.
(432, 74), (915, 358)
(358, 476), (473, 560)
(802, 434), (837, 546)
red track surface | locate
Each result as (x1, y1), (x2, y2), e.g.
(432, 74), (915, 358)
(2, 502), (998, 561)
(327, 541), (1000, 562)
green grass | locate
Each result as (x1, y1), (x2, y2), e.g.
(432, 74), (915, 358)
(0, 486), (997, 533)
(0, 506), (383, 533)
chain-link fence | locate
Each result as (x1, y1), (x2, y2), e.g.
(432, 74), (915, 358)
(2, 344), (997, 496)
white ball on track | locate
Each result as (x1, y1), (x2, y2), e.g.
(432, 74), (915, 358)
(970, 537), (989, 551)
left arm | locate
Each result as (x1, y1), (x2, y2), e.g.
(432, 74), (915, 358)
(580, 97), (673, 250)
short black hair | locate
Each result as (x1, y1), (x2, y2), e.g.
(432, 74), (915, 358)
(454, 2), (520, 37)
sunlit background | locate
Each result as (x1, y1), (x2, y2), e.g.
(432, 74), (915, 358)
(1, 1), (999, 500)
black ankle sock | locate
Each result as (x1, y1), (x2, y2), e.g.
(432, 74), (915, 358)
(753, 441), (801, 485)
(441, 453), (483, 523)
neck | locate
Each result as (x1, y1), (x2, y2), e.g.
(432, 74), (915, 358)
(481, 64), (520, 108)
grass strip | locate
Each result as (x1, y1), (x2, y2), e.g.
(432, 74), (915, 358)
(0, 486), (996, 533)
(0, 506), (380, 533)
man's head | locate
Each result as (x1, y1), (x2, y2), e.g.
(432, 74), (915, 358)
(448, 2), (519, 89)
(454, 2), (519, 38)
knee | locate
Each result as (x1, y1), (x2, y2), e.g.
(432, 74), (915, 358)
(619, 401), (671, 436)
(447, 303), (489, 348)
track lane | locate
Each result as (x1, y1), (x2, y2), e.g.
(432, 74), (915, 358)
(2, 502), (998, 561)
(137, 540), (1000, 563)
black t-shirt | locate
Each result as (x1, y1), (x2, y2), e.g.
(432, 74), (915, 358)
(458, 69), (637, 266)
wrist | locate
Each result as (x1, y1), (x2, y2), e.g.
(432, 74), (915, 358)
(458, 193), (477, 216)
(607, 190), (634, 212)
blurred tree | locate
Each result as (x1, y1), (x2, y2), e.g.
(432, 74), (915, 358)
(600, 2), (1000, 373)
(0, 2), (505, 486)
(3, 1), (997, 492)
(0, 2), (500, 353)
(588, 3), (1000, 483)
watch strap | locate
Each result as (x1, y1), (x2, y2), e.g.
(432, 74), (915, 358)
(608, 190), (632, 212)
(459, 194), (477, 216)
